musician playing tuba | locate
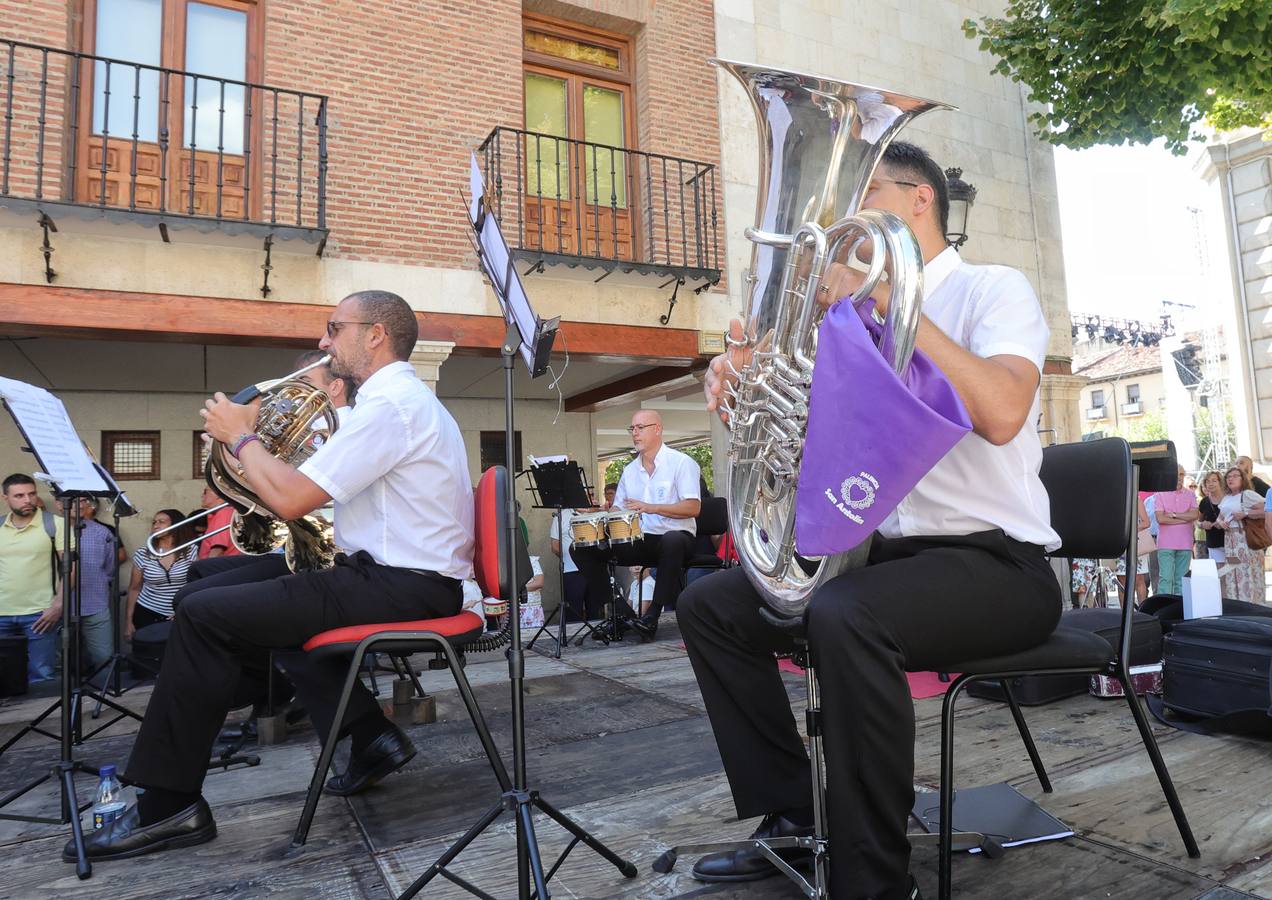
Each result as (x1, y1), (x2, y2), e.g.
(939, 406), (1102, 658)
(682, 143), (1061, 899)
(72, 291), (476, 864)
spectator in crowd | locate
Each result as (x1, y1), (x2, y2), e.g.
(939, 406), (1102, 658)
(1115, 494), (1152, 604)
(1154, 464), (1199, 595)
(0, 474), (65, 683)
(603, 482), (618, 510)
(1236, 456), (1270, 498)
(549, 509), (604, 621)
(126, 509), (198, 638)
(196, 485), (238, 561)
(1197, 471), (1227, 564)
(1218, 466), (1266, 604)
(63, 497), (118, 673)
(1142, 491), (1160, 596)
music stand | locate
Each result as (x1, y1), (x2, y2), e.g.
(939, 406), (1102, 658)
(397, 159), (635, 900)
(523, 461), (596, 656)
(0, 376), (122, 879)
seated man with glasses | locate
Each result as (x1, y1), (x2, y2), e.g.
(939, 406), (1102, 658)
(574, 410), (701, 641)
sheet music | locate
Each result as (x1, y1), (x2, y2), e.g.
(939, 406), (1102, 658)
(0, 377), (108, 493)
(529, 454), (569, 466)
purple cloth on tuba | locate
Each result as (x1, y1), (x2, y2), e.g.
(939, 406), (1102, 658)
(794, 298), (972, 556)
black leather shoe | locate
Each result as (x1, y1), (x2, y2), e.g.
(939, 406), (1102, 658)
(591, 620), (630, 643)
(691, 812), (814, 883)
(63, 798), (216, 862)
(630, 617), (658, 642)
(326, 723), (416, 796)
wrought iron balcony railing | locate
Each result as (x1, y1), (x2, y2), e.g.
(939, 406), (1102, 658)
(479, 126), (720, 294)
(0, 40), (328, 249)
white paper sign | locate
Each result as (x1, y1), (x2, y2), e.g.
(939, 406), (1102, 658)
(0, 377), (108, 494)
(1182, 558), (1223, 619)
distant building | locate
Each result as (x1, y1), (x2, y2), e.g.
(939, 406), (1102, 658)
(1074, 345), (1165, 437)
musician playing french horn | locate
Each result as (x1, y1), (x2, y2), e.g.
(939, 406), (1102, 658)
(71, 291), (476, 864)
(681, 143), (1061, 899)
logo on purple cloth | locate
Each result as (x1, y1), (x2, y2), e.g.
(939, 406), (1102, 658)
(824, 472), (879, 524)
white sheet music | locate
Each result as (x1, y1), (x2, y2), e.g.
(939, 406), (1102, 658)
(0, 377), (108, 493)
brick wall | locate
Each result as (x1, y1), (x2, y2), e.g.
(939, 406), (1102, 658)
(0, 1), (723, 271)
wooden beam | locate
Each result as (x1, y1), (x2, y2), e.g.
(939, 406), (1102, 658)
(0, 283), (706, 366)
(565, 364), (707, 413)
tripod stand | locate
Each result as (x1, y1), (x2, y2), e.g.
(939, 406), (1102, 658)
(524, 461), (598, 657)
(406, 157), (636, 898)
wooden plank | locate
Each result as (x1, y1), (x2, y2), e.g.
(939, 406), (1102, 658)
(0, 282), (706, 365)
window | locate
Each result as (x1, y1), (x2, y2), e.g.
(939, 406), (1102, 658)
(102, 431), (161, 480)
(78, 0), (262, 215)
(522, 14), (635, 260)
(192, 430), (211, 478)
(1090, 389), (1104, 409)
(480, 431), (524, 474)
(1126, 384), (1141, 404)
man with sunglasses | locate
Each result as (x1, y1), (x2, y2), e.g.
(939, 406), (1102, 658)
(574, 409), (701, 641)
(74, 290), (475, 864)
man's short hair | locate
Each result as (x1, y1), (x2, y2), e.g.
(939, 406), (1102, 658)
(881, 141), (949, 239)
(2, 473), (35, 493)
(604, 482), (619, 493)
(346, 290), (418, 361)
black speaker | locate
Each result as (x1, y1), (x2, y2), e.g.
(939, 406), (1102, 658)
(1129, 440), (1178, 492)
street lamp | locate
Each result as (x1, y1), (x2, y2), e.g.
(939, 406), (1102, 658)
(945, 167), (977, 249)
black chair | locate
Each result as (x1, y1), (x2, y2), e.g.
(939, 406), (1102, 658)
(934, 437), (1200, 899)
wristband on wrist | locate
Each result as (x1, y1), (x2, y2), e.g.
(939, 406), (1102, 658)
(229, 432), (261, 459)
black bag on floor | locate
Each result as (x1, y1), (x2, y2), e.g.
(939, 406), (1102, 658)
(967, 608), (1162, 706)
(1141, 593), (1272, 635)
(0, 636), (28, 697)
(1152, 616), (1272, 736)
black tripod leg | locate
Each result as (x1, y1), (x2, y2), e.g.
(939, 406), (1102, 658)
(396, 799), (505, 900)
(532, 794), (637, 877)
(59, 763), (91, 880)
(518, 800), (550, 900)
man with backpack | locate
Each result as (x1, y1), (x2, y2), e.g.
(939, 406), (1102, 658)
(0, 473), (65, 683)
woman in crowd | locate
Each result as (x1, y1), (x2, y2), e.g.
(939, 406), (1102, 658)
(1113, 494), (1152, 605)
(1197, 471), (1227, 564)
(1153, 464), (1199, 595)
(125, 508), (198, 638)
(1218, 467), (1266, 604)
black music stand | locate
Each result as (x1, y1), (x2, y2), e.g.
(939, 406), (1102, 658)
(0, 378), (130, 880)
(397, 156), (635, 900)
(524, 461), (596, 656)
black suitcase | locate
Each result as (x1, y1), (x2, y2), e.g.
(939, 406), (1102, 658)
(967, 608), (1162, 706)
(1162, 616), (1272, 720)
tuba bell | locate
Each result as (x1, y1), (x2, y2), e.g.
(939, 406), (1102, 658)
(712, 59), (953, 617)
(148, 356), (340, 572)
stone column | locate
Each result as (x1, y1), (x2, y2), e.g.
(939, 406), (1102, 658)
(1040, 372), (1086, 445)
(410, 340), (455, 392)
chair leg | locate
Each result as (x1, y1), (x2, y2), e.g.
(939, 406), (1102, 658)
(939, 676), (972, 900)
(1115, 667), (1200, 858)
(292, 649), (366, 847)
(1000, 681), (1052, 793)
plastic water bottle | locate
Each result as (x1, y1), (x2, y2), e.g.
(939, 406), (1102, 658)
(92, 765), (127, 830)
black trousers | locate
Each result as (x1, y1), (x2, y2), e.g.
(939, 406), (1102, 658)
(125, 550), (461, 794)
(184, 553), (290, 590)
(678, 531), (1060, 900)
(574, 530), (694, 620)
(561, 571), (603, 621)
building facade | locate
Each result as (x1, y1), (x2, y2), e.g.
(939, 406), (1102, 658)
(0, 0), (1074, 609)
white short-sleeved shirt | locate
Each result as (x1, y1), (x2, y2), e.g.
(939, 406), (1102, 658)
(299, 360), (475, 579)
(613, 444), (701, 536)
(548, 511), (580, 573)
(877, 247), (1061, 551)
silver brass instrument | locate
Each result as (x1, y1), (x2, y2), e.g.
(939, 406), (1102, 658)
(712, 59), (952, 617)
(147, 355), (339, 572)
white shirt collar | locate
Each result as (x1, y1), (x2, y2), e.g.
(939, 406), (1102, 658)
(923, 246), (962, 297)
(355, 360), (414, 398)
(645, 442), (672, 471)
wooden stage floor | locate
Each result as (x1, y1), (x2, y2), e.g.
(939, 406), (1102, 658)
(0, 617), (1268, 899)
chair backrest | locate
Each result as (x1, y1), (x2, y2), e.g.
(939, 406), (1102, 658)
(474, 466), (532, 603)
(695, 496), (728, 537)
(1040, 437), (1134, 561)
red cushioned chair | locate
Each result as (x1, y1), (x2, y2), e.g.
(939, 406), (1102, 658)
(291, 465), (526, 846)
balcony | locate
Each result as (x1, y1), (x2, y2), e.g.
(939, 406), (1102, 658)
(478, 126), (721, 318)
(1086, 406), (1107, 420)
(0, 40), (328, 288)
(1121, 401), (1143, 416)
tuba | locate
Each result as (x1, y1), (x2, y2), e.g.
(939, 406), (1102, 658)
(712, 59), (952, 617)
(149, 356), (340, 572)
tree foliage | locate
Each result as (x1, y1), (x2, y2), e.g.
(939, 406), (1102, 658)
(964, 0), (1272, 153)
(603, 442), (715, 494)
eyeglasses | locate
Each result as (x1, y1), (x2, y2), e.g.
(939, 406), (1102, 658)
(867, 178), (919, 192)
(326, 320), (374, 338)
(626, 423), (656, 435)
